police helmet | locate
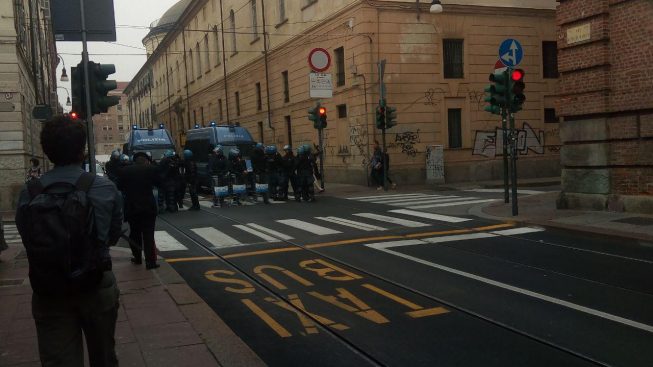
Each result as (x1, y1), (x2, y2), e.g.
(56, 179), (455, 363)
(255, 142), (264, 150)
(283, 145), (292, 152)
(133, 152), (151, 162)
(163, 149), (175, 158)
(183, 149), (193, 159)
(213, 145), (223, 155)
(264, 145), (277, 155)
(228, 148), (241, 159)
(110, 149), (121, 161)
(297, 145), (305, 155)
(119, 154), (130, 163)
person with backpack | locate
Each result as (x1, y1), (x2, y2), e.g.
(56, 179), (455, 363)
(15, 115), (123, 367)
(25, 157), (42, 182)
(116, 152), (162, 269)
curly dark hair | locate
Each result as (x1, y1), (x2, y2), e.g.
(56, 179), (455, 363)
(40, 115), (87, 166)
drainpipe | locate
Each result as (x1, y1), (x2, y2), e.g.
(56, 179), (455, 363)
(182, 27), (191, 129)
(219, 0), (231, 123)
(260, 0), (274, 140)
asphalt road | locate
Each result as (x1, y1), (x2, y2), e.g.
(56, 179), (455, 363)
(142, 189), (653, 367)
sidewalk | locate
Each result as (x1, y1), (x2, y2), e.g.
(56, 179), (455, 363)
(0, 234), (266, 367)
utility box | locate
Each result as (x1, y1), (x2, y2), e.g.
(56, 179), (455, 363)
(426, 145), (445, 183)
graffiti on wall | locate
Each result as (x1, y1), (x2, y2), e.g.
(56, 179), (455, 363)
(349, 124), (369, 166)
(473, 122), (551, 158)
(388, 129), (421, 157)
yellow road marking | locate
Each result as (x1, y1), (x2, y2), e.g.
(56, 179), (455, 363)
(241, 299), (292, 337)
(165, 222), (516, 263)
(407, 307), (450, 318)
(361, 284), (423, 310)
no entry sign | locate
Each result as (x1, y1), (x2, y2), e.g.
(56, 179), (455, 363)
(308, 48), (331, 72)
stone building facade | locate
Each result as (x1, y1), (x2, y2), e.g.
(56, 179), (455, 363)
(556, 0), (653, 213)
(93, 82), (130, 157)
(128, 0), (560, 185)
(0, 0), (58, 212)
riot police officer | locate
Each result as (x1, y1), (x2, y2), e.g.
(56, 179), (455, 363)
(105, 149), (121, 184)
(228, 148), (247, 206)
(296, 144), (321, 202)
(159, 149), (181, 213)
(280, 145), (297, 201)
(264, 145), (283, 201)
(181, 149), (200, 211)
(209, 145), (229, 207)
(249, 143), (266, 202)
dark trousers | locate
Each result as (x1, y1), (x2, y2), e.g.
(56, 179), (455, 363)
(32, 271), (119, 367)
(128, 214), (157, 264)
(187, 181), (200, 208)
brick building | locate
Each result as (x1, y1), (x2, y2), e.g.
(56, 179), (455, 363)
(556, 0), (653, 213)
(128, 0), (561, 185)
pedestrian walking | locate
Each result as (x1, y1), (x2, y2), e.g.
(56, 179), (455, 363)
(370, 142), (397, 190)
(116, 152), (162, 270)
(15, 114), (122, 367)
(25, 157), (42, 182)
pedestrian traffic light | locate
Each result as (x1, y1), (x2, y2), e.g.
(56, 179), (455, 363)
(509, 68), (526, 113)
(88, 61), (120, 116)
(484, 70), (509, 115)
(308, 103), (322, 129)
(70, 63), (86, 119)
(385, 105), (397, 129)
(375, 99), (387, 129)
(318, 106), (327, 129)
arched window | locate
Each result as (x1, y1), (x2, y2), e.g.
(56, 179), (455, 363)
(230, 9), (237, 54)
(251, 0), (258, 38)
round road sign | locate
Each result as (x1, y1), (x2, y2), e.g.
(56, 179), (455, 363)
(308, 48), (331, 72)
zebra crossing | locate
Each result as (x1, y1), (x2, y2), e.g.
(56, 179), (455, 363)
(197, 195), (293, 207)
(347, 193), (499, 210)
(2, 224), (21, 247)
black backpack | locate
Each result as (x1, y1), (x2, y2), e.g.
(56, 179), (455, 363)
(20, 173), (103, 296)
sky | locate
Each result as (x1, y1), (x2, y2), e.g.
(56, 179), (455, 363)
(56, 0), (180, 112)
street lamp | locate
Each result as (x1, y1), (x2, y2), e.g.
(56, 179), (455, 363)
(430, 0), (443, 13)
(57, 86), (71, 107)
(57, 54), (69, 82)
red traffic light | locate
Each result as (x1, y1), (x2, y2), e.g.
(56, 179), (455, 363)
(511, 69), (524, 81)
(70, 112), (78, 119)
(318, 107), (326, 115)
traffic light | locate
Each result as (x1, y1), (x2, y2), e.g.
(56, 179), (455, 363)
(385, 105), (397, 129)
(70, 63), (86, 119)
(484, 70), (509, 115)
(509, 68), (526, 113)
(375, 99), (387, 129)
(318, 106), (327, 129)
(309, 103), (324, 129)
(88, 61), (120, 115)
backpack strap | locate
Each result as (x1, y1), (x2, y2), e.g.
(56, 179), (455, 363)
(27, 179), (45, 200)
(75, 172), (96, 193)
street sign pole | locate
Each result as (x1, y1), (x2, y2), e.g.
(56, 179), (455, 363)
(378, 60), (388, 192)
(79, 0), (95, 174)
(501, 107), (509, 204)
(318, 127), (325, 190)
(510, 112), (519, 216)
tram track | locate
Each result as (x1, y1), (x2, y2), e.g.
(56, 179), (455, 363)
(158, 203), (607, 367)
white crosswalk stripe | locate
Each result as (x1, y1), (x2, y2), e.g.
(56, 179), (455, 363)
(277, 219), (342, 235)
(389, 209), (471, 223)
(348, 193), (499, 209)
(348, 193), (428, 200)
(466, 188), (546, 195)
(154, 231), (188, 251)
(246, 223), (294, 241)
(353, 213), (430, 228)
(191, 227), (242, 248)
(364, 195), (450, 205)
(316, 217), (387, 232)
(233, 225), (280, 242)
(407, 199), (498, 210)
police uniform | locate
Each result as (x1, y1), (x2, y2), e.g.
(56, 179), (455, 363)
(209, 147), (229, 207)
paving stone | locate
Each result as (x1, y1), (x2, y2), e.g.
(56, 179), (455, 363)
(125, 300), (187, 328)
(115, 342), (146, 367)
(142, 344), (220, 367)
(115, 321), (136, 345)
(8, 317), (36, 339)
(166, 283), (203, 306)
(0, 336), (40, 366)
(134, 321), (201, 351)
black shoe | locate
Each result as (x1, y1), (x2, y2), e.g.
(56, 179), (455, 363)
(295, 196), (301, 202)
(146, 263), (160, 270)
(188, 206), (200, 211)
(130, 257), (142, 265)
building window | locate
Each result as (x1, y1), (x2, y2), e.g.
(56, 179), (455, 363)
(278, 0), (286, 23)
(229, 10), (237, 54)
(235, 91), (240, 116)
(218, 99), (223, 120)
(282, 71), (289, 103)
(213, 26), (221, 66)
(542, 41), (559, 79)
(334, 47), (345, 86)
(251, 0), (258, 38)
(201, 107), (205, 124)
(258, 121), (264, 143)
(193, 110), (197, 125)
(285, 115), (292, 147)
(256, 82), (262, 110)
(337, 104), (347, 118)
(448, 108), (462, 148)
(204, 36), (210, 72)
(443, 39), (464, 79)
(544, 108), (558, 123)
(188, 49), (194, 81)
(176, 61), (181, 90)
(117, 105), (122, 111)
(196, 43), (202, 77)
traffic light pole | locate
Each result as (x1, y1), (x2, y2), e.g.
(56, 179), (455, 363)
(509, 112), (519, 216)
(382, 127), (387, 192)
(318, 127), (325, 190)
(79, 0), (95, 174)
(501, 108), (509, 204)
